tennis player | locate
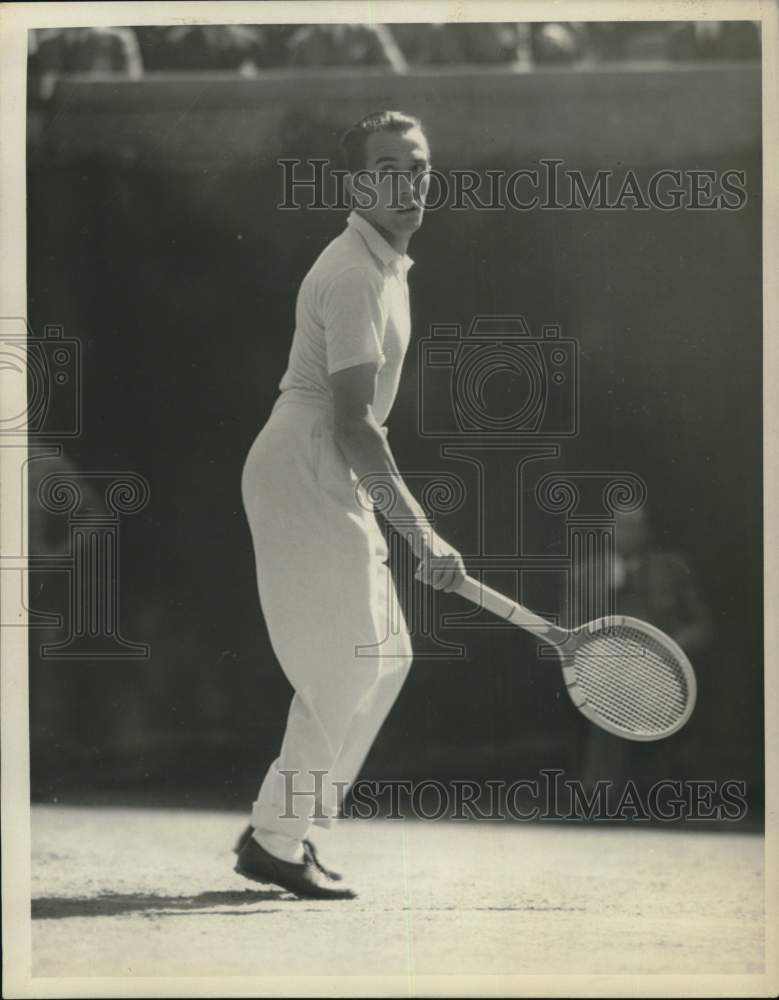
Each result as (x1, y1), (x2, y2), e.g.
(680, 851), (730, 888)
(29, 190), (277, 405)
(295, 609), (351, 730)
(236, 111), (465, 899)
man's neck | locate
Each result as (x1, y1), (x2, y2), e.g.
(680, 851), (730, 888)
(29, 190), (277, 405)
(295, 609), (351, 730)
(355, 211), (410, 255)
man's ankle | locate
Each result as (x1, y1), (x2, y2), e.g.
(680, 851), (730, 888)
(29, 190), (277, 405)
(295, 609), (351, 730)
(251, 829), (306, 864)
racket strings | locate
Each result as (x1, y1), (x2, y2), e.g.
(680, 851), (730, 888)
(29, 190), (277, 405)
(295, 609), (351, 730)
(572, 625), (692, 735)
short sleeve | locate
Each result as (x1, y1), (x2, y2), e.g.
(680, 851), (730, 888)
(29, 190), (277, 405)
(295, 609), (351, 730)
(322, 267), (386, 375)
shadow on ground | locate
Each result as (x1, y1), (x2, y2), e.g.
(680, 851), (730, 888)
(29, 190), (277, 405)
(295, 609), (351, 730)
(32, 888), (291, 919)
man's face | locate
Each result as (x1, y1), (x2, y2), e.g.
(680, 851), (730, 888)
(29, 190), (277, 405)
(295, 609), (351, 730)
(350, 126), (431, 241)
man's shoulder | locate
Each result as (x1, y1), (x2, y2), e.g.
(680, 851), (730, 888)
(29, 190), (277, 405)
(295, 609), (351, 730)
(304, 228), (384, 298)
(310, 225), (381, 278)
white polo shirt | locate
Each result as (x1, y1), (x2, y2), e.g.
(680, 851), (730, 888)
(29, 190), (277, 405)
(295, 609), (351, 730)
(276, 211), (414, 426)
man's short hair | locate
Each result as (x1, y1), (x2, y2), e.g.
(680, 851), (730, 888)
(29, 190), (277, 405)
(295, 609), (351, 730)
(341, 110), (426, 173)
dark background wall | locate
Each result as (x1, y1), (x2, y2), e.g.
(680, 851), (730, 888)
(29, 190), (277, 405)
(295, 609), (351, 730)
(26, 67), (763, 813)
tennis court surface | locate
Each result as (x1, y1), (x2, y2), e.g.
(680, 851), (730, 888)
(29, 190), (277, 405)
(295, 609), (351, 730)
(31, 804), (763, 978)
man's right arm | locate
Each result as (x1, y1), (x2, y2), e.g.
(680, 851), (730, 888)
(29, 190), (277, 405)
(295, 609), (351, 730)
(330, 362), (465, 592)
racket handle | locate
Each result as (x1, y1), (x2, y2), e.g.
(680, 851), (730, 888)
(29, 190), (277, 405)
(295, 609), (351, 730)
(456, 574), (562, 639)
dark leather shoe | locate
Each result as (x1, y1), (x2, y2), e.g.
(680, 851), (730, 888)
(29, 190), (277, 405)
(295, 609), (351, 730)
(233, 824), (254, 855)
(304, 838), (343, 881)
(232, 824), (343, 881)
(234, 834), (356, 900)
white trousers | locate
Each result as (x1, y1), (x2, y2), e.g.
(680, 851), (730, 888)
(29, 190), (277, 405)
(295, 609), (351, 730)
(241, 400), (413, 845)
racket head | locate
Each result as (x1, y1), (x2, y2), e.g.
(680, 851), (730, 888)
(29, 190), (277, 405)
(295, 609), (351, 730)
(561, 615), (697, 742)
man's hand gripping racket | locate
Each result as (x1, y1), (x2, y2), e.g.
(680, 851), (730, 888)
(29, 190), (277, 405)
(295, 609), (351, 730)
(416, 541), (697, 741)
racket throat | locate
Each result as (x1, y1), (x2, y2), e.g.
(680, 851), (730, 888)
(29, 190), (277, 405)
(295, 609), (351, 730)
(505, 605), (568, 646)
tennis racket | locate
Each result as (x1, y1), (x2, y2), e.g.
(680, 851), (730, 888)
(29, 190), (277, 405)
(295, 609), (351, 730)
(456, 575), (697, 741)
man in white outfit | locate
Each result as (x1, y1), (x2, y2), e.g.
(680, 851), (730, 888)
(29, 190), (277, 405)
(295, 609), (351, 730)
(236, 111), (465, 899)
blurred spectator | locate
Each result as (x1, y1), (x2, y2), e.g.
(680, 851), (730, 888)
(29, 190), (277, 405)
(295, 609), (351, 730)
(563, 507), (714, 790)
(394, 22), (532, 66)
(587, 22), (632, 62)
(390, 24), (454, 65)
(588, 20), (760, 64)
(27, 453), (167, 776)
(260, 25), (301, 68)
(29, 27), (143, 101)
(443, 23), (530, 64)
(27, 452), (94, 771)
(134, 25), (268, 74)
(530, 22), (589, 66)
(623, 22), (677, 61)
(28, 20), (762, 85)
(286, 23), (408, 71)
(587, 22), (678, 62)
(669, 21), (761, 61)
(30, 27), (143, 77)
(603, 508), (713, 656)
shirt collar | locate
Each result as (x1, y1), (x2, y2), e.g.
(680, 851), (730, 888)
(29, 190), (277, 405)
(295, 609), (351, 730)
(347, 211), (414, 276)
